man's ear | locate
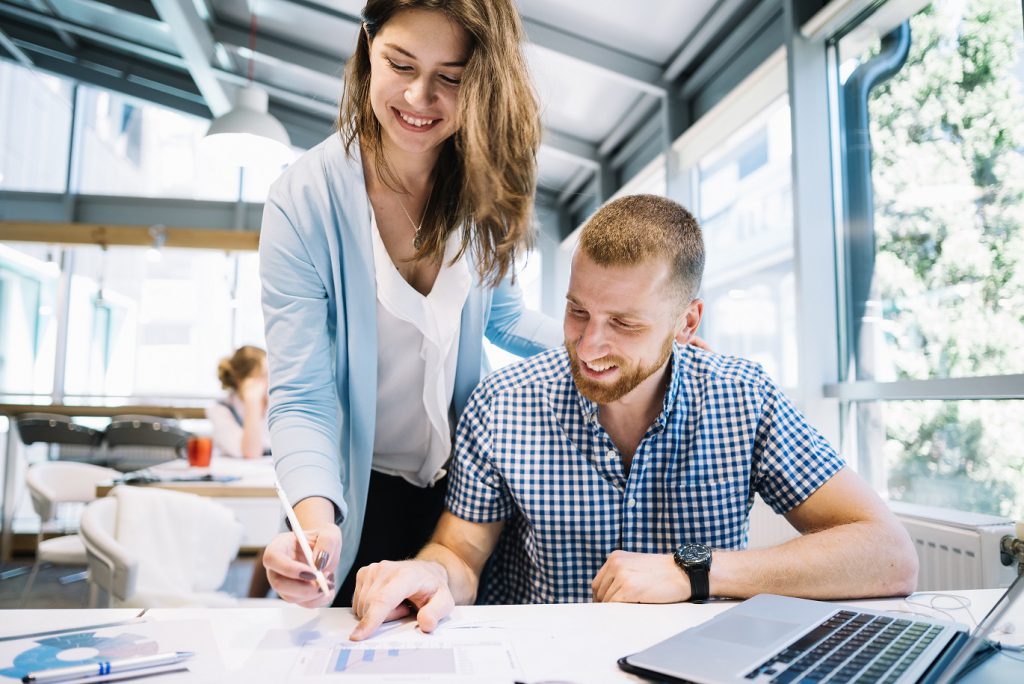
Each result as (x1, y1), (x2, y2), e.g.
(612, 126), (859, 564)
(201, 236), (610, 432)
(674, 299), (704, 344)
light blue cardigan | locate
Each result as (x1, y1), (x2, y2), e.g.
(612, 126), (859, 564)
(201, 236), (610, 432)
(259, 135), (561, 581)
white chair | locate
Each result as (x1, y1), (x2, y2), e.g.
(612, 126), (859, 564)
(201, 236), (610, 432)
(20, 461), (121, 607)
(79, 485), (270, 608)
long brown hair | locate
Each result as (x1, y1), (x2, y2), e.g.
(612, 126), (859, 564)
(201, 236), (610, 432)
(338, 0), (540, 285)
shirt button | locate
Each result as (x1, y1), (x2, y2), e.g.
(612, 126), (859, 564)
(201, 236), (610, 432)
(607, 449), (617, 460)
(627, 498), (636, 508)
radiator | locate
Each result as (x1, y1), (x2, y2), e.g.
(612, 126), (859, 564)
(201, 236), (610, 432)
(747, 497), (1017, 591)
(890, 501), (1017, 591)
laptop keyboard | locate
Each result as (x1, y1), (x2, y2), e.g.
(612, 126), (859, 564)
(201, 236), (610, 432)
(744, 610), (946, 684)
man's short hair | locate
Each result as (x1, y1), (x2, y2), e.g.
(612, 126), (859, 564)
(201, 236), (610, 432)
(578, 194), (705, 301)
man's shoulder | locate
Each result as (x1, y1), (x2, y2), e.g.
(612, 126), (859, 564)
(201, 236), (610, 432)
(680, 346), (770, 390)
(475, 347), (570, 402)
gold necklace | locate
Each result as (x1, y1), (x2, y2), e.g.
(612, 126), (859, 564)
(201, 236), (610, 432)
(395, 182), (434, 250)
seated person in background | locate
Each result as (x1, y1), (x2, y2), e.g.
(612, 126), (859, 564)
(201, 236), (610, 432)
(349, 194), (919, 641)
(207, 345), (272, 459)
(208, 345), (273, 598)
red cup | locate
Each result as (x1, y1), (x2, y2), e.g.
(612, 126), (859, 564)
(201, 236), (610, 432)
(187, 436), (213, 467)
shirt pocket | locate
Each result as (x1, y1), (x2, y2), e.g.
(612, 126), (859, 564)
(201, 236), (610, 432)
(677, 477), (750, 549)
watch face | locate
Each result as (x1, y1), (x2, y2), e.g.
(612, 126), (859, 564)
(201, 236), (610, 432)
(679, 543), (711, 566)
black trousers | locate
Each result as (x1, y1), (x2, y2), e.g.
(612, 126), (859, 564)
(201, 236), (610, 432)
(333, 469), (448, 607)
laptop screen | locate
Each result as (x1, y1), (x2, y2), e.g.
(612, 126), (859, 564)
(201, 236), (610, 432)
(932, 572), (1024, 684)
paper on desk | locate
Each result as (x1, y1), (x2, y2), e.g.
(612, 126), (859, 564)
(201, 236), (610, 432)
(0, 620), (223, 682)
(285, 617), (522, 683)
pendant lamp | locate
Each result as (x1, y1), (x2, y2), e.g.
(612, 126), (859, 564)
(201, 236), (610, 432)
(203, 3), (292, 169)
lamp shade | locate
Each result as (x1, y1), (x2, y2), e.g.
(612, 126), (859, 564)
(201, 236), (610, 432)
(204, 86), (293, 169)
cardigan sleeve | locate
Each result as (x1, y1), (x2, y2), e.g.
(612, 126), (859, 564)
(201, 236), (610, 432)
(484, 274), (562, 356)
(260, 192), (348, 522)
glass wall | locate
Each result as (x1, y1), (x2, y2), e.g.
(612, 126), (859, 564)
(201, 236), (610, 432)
(0, 60), (73, 192)
(834, 0), (1024, 514)
(696, 95), (797, 387)
(72, 86), (241, 201)
(0, 243), (59, 395)
(0, 243), (263, 401)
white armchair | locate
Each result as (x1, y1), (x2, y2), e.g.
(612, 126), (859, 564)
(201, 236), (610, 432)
(79, 485), (262, 608)
(21, 461), (121, 607)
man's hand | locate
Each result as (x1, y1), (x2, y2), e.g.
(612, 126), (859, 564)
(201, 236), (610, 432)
(592, 550), (690, 603)
(350, 560), (455, 641)
(264, 525), (340, 608)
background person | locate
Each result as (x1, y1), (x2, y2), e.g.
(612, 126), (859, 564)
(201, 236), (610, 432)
(207, 345), (271, 460)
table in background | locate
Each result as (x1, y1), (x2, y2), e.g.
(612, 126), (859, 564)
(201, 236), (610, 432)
(96, 457), (280, 550)
(1, 590), (1018, 683)
(0, 403), (206, 563)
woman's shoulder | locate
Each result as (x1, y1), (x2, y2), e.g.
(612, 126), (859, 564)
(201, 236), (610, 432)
(267, 134), (363, 208)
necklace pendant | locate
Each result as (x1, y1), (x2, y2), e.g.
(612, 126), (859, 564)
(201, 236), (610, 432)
(413, 228), (423, 250)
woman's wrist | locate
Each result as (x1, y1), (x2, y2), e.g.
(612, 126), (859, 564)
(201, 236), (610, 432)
(294, 496), (337, 529)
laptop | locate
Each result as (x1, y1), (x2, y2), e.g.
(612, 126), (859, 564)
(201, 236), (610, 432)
(618, 573), (1024, 684)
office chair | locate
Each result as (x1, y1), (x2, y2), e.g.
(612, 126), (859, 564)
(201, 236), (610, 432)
(16, 413), (105, 464)
(104, 414), (192, 472)
(20, 461), (121, 607)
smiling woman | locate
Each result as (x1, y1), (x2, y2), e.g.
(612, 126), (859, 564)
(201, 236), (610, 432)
(258, 0), (561, 611)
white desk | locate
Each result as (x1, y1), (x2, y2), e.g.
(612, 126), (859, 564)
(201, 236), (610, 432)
(1, 590), (1020, 683)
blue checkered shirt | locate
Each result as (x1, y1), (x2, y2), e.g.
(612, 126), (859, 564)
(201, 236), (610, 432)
(445, 343), (845, 605)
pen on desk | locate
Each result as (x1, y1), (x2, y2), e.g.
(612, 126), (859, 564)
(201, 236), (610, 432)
(274, 482), (332, 595)
(21, 651), (194, 683)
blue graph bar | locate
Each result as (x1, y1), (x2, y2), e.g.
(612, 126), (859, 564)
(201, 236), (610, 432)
(334, 649), (350, 672)
(362, 649), (375, 662)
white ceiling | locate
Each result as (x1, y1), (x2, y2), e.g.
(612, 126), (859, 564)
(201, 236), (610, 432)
(0, 0), (740, 204)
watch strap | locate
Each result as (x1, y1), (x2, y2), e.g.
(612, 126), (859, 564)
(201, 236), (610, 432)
(687, 565), (709, 602)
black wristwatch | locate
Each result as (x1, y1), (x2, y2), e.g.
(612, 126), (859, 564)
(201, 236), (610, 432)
(673, 543), (712, 602)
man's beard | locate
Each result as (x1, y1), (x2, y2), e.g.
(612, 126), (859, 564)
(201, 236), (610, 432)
(566, 335), (675, 405)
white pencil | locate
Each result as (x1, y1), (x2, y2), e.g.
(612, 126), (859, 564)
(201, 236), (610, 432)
(274, 482), (331, 596)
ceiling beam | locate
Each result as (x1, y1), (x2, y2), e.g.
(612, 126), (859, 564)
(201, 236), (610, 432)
(0, 25), (32, 67)
(211, 22), (345, 79)
(25, 0), (76, 48)
(151, 0), (231, 115)
(542, 129), (600, 170)
(664, 0), (757, 82)
(521, 18), (664, 96)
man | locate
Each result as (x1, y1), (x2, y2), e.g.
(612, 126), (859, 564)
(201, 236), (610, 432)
(349, 194), (918, 641)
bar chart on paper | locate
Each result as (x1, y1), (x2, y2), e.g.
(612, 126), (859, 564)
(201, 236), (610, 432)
(332, 645), (454, 674)
(289, 639), (519, 682)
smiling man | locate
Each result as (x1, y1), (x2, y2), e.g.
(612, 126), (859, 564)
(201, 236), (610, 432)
(349, 194), (918, 641)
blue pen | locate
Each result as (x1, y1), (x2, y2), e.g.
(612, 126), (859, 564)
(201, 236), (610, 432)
(21, 651), (194, 683)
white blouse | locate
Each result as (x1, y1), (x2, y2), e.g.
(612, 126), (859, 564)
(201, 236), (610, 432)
(370, 217), (472, 487)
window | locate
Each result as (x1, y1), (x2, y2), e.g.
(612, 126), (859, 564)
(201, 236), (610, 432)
(62, 244), (265, 399)
(696, 96), (797, 387)
(0, 243), (263, 401)
(72, 86), (240, 201)
(0, 244), (59, 395)
(0, 61), (73, 192)
(833, 0), (1024, 516)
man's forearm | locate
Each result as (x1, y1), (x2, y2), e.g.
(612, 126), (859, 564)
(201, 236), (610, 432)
(416, 542), (480, 605)
(711, 520), (918, 600)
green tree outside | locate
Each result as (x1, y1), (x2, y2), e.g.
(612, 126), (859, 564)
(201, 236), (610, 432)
(865, 0), (1024, 518)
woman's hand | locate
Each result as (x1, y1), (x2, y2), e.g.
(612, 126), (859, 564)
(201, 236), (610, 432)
(264, 524), (342, 608)
(239, 375), (269, 410)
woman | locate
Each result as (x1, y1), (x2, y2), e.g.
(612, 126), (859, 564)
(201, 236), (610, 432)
(207, 345), (271, 460)
(259, 0), (561, 608)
